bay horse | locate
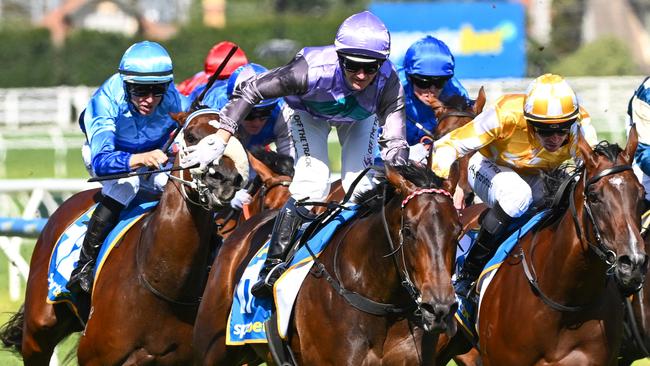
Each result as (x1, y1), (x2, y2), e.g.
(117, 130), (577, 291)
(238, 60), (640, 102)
(0, 109), (247, 365)
(437, 128), (647, 366)
(193, 162), (462, 365)
(215, 148), (294, 238)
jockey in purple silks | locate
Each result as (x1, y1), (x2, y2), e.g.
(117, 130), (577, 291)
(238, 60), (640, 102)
(180, 11), (409, 298)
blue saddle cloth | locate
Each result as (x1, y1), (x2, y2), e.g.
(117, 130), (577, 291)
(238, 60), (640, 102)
(454, 209), (550, 340)
(47, 200), (159, 316)
(227, 206), (359, 345)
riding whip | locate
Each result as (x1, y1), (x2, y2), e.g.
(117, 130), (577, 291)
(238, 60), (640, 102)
(88, 164), (198, 182)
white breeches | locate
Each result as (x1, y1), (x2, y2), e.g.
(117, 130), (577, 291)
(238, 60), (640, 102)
(288, 110), (378, 202)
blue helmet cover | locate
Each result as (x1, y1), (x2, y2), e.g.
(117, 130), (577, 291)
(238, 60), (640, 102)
(402, 36), (454, 77)
(119, 41), (174, 84)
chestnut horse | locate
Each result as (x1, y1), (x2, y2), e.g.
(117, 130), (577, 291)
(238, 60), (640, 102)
(0, 110), (246, 365)
(193, 162), (462, 365)
(437, 129), (647, 366)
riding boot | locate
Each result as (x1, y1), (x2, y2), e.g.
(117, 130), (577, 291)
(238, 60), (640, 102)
(67, 196), (123, 295)
(454, 204), (513, 300)
(251, 197), (312, 298)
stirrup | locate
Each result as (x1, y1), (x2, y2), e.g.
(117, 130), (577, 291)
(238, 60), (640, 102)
(251, 262), (287, 298)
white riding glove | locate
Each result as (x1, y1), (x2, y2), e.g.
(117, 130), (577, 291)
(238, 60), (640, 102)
(230, 188), (253, 209)
(180, 134), (227, 173)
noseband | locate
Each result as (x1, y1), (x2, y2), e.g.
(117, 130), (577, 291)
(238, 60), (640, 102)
(570, 164), (634, 271)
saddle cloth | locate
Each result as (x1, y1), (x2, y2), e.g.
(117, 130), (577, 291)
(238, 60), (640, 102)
(46, 200), (158, 317)
(226, 207), (359, 345)
(454, 209), (550, 341)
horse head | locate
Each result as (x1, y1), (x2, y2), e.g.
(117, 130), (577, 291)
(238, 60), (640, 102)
(383, 163), (461, 334)
(576, 125), (647, 294)
(171, 110), (247, 209)
(247, 148), (293, 213)
(433, 87), (486, 139)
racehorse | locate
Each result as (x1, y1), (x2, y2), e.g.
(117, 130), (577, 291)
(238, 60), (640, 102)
(619, 217), (650, 366)
(0, 109), (247, 365)
(437, 128), (647, 366)
(214, 148), (294, 238)
(193, 162), (463, 365)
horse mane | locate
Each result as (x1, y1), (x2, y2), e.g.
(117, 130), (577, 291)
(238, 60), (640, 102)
(444, 94), (472, 112)
(592, 140), (622, 161)
(249, 146), (294, 177)
(354, 162), (445, 212)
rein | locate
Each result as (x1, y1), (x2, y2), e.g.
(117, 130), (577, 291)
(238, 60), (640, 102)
(521, 163), (635, 312)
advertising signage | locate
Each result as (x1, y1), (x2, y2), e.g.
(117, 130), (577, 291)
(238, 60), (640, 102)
(370, 2), (526, 79)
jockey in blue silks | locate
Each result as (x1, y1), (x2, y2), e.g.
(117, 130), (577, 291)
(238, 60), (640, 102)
(628, 76), (650, 205)
(202, 63), (293, 210)
(401, 36), (472, 162)
(69, 41), (183, 295)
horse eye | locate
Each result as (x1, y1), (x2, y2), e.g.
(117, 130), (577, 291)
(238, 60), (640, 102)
(185, 135), (198, 144)
(587, 190), (600, 203)
(401, 226), (415, 240)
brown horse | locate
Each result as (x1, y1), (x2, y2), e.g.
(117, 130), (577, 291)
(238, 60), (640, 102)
(437, 128), (647, 366)
(193, 162), (462, 365)
(618, 217), (650, 366)
(0, 110), (246, 365)
(215, 148), (294, 238)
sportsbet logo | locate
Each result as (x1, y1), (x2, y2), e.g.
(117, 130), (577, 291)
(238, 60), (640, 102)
(233, 321), (265, 337)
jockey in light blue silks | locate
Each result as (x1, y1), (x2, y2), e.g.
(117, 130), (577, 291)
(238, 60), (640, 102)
(180, 11), (409, 298)
(69, 41), (183, 295)
(628, 76), (650, 205)
(401, 35), (472, 162)
(202, 63), (294, 209)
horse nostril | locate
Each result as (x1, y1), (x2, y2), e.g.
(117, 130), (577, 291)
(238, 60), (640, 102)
(618, 254), (649, 273)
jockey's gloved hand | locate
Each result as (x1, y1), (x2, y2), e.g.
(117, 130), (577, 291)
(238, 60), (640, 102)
(181, 134), (227, 173)
(230, 188), (253, 209)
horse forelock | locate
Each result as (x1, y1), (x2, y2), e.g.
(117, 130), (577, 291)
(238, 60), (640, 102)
(592, 140), (623, 162)
(355, 163), (445, 212)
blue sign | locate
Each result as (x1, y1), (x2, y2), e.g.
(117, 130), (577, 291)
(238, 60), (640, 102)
(370, 1), (526, 79)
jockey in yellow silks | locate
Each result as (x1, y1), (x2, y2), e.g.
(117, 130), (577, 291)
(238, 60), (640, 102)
(430, 73), (597, 300)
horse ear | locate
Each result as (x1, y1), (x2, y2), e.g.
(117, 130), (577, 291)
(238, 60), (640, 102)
(577, 131), (597, 169)
(385, 164), (417, 194)
(474, 87), (486, 115)
(621, 124), (639, 165)
(169, 112), (187, 127)
(442, 160), (460, 194)
(247, 151), (274, 182)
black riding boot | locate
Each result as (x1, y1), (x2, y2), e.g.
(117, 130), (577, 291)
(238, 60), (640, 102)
(454, 204), (513, 300)
(251, 197), (312, 298)
(67, 196), (123, 295)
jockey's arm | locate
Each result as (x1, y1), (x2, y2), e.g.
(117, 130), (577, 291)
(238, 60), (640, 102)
(431, 107), (500, 178)
(377, 70), (409, 164)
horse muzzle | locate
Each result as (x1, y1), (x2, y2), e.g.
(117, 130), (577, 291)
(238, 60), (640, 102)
(419, 300), (458, 336)
(615, 253), (648, 295)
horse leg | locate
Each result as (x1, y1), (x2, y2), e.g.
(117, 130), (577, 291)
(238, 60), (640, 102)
(453, 347), (482, 366)
(22, 304), (78, 366)
(435, 331), (474, 366)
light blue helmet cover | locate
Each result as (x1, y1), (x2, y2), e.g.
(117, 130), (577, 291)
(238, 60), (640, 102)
(118, 41), (173, 84)
(334, 11), (390, 60)
(227, 63), (278, 108)
(403, 36), (454, 77)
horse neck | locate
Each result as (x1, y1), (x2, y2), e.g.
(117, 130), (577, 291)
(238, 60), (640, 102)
(536, 181), (610, 303)
(337, 202), (404, 303)
(140, 177), (214, 296)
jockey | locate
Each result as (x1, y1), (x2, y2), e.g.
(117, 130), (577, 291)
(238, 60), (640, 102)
(401, 36), (472, 162)
(176, 41), (248, 97)
(430, 74), (593, 300)
(202, 63), (293, 210)
(181, 11), (409, 298)
(68, 41), (183, 295)
(628, 77), (650, 205)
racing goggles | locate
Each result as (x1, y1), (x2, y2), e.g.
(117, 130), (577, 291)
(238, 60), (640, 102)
(338, 54), (384, 74)
(127, 83), (168, 97)
(409, 74), (451, 89)
(533, 127), (571, 137)
(244, 105), (275, 121)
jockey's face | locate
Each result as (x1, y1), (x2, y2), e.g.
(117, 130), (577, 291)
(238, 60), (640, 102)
(242, 117), (267, 135)
(533, 127), (570, 152)
(410, 74), (450, 104)
(126, 82), (167, 115)
(339, 54), (382, 91)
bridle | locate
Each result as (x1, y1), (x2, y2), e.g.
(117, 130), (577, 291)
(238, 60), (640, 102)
(521, 162), (637, 312)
